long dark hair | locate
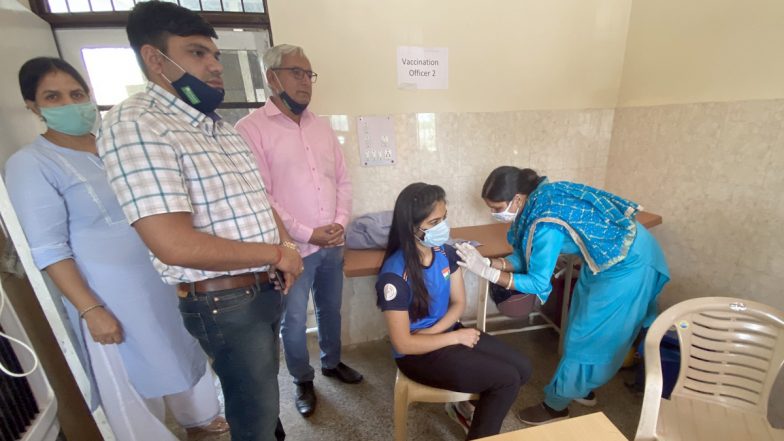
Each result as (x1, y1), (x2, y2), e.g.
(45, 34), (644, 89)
(481, 166), (541, 202)
(384, 183), (446, 322)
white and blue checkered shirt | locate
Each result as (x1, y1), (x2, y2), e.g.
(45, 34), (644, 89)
(97, 82), (279, 284)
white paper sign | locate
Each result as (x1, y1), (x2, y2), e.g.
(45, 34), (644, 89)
(397, 46), (448, 90)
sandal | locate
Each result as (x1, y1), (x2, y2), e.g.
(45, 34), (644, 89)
(186, 416), (230, 436)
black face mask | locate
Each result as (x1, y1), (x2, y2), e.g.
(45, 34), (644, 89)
(171, 72), (225, 115)
(159, 50), (225, 115)
(279, 91), (308, 115)
(271, 70), (309, 115)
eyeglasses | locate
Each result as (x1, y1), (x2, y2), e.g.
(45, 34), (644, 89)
(271, 67), (318, 83)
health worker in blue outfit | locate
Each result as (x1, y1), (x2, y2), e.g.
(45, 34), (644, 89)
(456, 166), (669, 426)
(376, 183), (532, 440)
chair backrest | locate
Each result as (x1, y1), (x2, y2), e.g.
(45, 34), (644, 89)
(647, 296), (784, 415)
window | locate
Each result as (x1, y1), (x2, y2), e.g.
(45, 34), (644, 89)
(54, 23), (270, 124)
(45, 0), (265, 14)
(31, 0), (272, 122)
(81, 43), (267, 125)
(37, 0), (266, 15)
(29, 0), (270, 36)
(81, 47), (145, 106)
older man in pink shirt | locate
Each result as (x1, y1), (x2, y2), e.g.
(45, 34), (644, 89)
(235, 44), (362, 418)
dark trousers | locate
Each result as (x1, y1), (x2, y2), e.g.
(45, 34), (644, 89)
(396, 332), (532, 440)
(179, 281), (285, 441)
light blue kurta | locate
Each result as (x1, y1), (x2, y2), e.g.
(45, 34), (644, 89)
(4, 136), (206, 399)
(507, 222), (669, 409)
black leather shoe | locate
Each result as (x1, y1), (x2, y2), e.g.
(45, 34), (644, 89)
(295, 381), (316, 417)
(321, 362), (363, 384)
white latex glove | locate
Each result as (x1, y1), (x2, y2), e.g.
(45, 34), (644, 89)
(455, 242), (500, 283)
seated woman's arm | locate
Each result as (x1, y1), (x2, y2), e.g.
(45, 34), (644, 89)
(384, 310), (478, 355)
(416, 267), (466, 335)
(377, 270), (478, 355)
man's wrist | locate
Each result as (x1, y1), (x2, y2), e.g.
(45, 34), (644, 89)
(273, 246), (283, 265)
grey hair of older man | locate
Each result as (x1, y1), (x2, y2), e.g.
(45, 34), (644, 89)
(262, 44), (307, 96)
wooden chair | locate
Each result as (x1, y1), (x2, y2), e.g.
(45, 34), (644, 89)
(392, 281), (489, 441)
(635, 297), (784, 441)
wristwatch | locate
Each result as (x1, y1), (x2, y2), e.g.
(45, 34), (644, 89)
(281, 240), (299, 252)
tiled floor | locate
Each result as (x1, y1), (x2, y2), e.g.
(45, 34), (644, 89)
(168, 322), (650, 440)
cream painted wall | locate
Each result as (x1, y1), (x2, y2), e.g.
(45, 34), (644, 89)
(617, 0), (784, 107)
(608, 0), (784, 311)
(604, 99), (784, 426)
(266, 0), (633, 115)
(0, 3), (108, 438)
(0, 0), (56, 165)
(606, 101), (784, 311)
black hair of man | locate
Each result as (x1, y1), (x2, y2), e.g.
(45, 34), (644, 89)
(126, 0), (218, 74)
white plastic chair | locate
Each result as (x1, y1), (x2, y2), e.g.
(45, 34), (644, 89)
(392, 281), (489, 441)
(635, 297), (784, 441)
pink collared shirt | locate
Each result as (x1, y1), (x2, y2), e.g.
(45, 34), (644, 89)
(235, 102), (352, 257)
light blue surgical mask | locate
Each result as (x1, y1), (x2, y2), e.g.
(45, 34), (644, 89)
(418, 220), (450, 248)
(40, 102), (97, 136)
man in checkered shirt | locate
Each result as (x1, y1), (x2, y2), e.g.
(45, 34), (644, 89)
(97, 3), (301, 440)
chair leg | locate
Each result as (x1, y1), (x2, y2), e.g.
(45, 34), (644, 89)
(393, 383), (409, 441)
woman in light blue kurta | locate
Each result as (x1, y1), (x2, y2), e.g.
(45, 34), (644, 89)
(5, 57), (227, 440)
(456, 166), (669, 426)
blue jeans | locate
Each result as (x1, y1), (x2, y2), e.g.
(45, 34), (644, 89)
(281, 246), (344, 383)
(179, 280), (285, 441)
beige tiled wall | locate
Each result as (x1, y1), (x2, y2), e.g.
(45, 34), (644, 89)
(336, 102), (784, 346)
(605, 100), (784, 311)
(330, 108), (616, 345)
(332, 109), (615, 228)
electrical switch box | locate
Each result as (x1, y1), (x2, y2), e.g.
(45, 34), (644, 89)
(357, 115), (396, 167)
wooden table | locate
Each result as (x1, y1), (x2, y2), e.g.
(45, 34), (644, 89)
(477, 412), (627, 440)
(343, 212), (663, 349)
(343, 211), (662, 277)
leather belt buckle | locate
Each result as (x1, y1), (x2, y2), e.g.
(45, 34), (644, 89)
(177, 272), (269, 296)
(176, 286), (190, 298)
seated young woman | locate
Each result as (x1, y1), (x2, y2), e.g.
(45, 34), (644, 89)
(375, 182), (533, 440)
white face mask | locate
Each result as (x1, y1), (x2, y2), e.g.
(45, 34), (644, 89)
(491, 199), (519, 223)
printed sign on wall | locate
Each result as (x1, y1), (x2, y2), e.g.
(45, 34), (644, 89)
(397, 46), (448, 90)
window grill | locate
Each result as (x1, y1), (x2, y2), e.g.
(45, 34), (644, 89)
(0, 324), (40, 441)
(29, 0), (270, 29)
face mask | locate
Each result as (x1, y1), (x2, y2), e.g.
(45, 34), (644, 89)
(40, 102), (97, 136)
(159, 50), (225, 115)
(418, 220), (450, 248)
(272, 71), (308, 115)
(491, 199), (520, 223)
